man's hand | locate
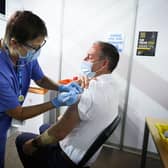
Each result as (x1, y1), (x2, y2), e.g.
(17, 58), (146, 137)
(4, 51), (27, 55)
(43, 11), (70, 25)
(77, 76), (90, 89)
(77, 75), (97, 89)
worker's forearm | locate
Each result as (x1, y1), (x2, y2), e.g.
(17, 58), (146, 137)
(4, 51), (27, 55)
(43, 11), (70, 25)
(36, 76), (60, 90)
(7, 101), (54, 120)
(21, 101), (54, 120)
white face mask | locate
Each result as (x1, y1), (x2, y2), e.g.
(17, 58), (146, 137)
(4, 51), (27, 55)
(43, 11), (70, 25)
(80, 61), (96, 78)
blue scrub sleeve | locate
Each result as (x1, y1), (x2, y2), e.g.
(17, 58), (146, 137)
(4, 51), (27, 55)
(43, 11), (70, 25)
(31, 60), (45, 81)
(0, 76), (20, 113)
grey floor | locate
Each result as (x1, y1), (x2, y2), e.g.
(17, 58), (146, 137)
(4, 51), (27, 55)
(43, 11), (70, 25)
(5, 133), (163, 168)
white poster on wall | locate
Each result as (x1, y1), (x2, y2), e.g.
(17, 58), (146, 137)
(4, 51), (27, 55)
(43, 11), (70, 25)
(107, 33), (124, 53)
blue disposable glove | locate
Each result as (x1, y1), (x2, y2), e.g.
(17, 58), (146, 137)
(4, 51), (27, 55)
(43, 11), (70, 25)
(51, 90), (79, 108)
(58, 82), (83, 94)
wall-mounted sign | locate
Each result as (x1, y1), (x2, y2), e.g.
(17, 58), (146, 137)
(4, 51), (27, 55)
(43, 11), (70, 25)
(136, 31), (158, 56)
(107, 33), (124, 53)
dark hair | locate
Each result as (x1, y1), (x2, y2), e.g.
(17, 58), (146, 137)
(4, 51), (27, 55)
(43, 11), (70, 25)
(4, 10), (47, 45)
(95, 41), (120, 72)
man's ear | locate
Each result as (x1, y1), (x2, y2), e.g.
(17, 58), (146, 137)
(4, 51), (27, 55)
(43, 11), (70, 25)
(102, 59), (109, 67)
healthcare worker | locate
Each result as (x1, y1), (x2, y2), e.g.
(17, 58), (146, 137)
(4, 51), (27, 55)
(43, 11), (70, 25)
(0, 10), (82, 168)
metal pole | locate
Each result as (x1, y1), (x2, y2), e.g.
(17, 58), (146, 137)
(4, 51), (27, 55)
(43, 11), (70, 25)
(48, 0), (65, 123)
(55, 0), (65, 121)
(120, 0), (139, 149)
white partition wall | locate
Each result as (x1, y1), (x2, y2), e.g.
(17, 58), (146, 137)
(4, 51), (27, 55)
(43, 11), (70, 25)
(0, 0), (23, 38)
(0, 19), (5, 38)
(61, 0), (138, 146)
(18, 93), (45, 134)
(22, 0), (63, 81)
(124, 0), (168, 152)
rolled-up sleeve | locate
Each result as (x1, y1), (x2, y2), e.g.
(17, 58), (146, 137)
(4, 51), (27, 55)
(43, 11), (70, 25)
(31, 60), (45, 81)
(78, 89), (93, 120)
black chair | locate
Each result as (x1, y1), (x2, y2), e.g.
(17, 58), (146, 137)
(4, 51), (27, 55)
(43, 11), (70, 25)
(77, 114), (121, 168)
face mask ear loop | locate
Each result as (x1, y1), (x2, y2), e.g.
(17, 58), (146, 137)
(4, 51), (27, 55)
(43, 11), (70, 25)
(102, 59), (107, 66)
(93, 59), (107, 76)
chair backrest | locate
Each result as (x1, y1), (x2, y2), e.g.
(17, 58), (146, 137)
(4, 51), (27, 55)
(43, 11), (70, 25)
(78, 114), (121, 167)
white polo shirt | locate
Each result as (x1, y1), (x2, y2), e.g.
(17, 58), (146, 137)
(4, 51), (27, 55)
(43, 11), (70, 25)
(60, 74), (119, 165)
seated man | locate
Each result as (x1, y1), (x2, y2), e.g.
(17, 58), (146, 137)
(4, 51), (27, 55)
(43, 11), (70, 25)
(15, 41), (120, 168)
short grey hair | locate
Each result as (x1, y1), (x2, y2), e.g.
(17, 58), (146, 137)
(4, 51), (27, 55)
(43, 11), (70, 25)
(94, 41), (120, 72)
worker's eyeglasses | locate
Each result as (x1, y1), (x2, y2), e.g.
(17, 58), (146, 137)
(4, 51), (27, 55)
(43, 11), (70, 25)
(23, 40), (46, 54)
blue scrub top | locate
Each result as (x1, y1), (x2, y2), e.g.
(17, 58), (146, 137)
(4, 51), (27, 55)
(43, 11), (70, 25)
(0, 49), (45, 115)
(0, 48), (45, 167)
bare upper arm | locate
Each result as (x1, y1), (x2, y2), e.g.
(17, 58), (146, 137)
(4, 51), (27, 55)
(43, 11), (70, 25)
(48, 103), (80, 139)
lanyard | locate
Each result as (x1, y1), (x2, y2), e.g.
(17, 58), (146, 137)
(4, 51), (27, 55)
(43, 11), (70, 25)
(16, 60), (25, 103)
(4, 44), (25, 103)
